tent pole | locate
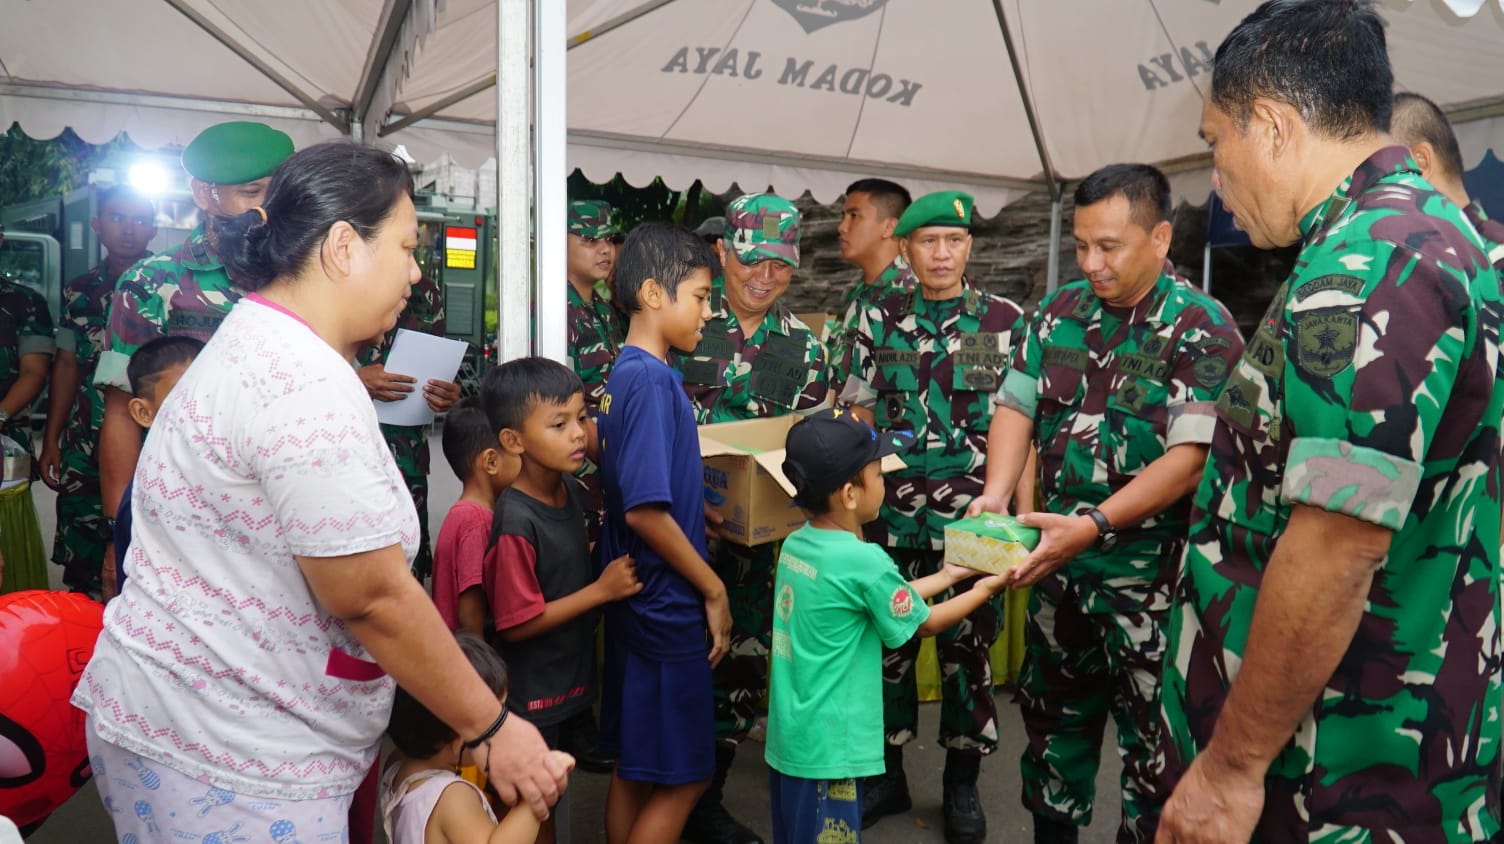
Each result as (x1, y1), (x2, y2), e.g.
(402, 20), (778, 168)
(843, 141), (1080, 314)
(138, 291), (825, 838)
(1203, 241), (1213, 292)
(497, 0), (531, 362)
(992, 1), (1060, 203)
(534, 0), (568, 364)
(1047, 198), (1062, 294)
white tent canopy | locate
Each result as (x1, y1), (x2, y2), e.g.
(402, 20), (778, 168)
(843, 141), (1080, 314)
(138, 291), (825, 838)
(3, 0), (1503, 213)
(3, 0), (1503, 357)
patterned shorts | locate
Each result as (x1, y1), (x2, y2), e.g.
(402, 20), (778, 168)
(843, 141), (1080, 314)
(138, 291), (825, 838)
(87, 731), (355, 843)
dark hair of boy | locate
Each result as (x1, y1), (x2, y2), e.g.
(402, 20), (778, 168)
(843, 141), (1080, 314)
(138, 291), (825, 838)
(213, 141), (416, 291)
(441, 396), (498, 479)
(480, 356), (585, 435)
(1212, 0), (1392, 140)
(387, 631), (509, 759)
(844, 178), (913, 221)
(611, 221), (722, 313)
(127, 336), (205, 399)
(1073, 163), (1174, 231)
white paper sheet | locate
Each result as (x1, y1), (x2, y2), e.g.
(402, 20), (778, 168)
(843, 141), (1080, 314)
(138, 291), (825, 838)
(374, 329), (468, 427)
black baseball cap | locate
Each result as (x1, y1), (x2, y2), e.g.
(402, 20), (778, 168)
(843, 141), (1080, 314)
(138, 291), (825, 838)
(783, 408), (914, 502)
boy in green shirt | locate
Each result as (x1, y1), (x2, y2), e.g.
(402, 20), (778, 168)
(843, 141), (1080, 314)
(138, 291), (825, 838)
(765, 408), (1011, 843)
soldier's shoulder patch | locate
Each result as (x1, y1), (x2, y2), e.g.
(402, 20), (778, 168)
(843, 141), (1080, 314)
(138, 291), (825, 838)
(1292, 307), (1359, 378)
(890, 586), (915, 619)
(1293, 273), (1366, 303)
(1192, 349), (1230, 388)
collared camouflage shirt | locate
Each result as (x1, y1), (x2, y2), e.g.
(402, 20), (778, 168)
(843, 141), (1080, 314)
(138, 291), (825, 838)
(998, 268), (1243, 612)
(567, 282), (626, 413)
(0, 279), (56, 454)
(672, 282), (828, 424)
(95, 222), (238, 392)
(844, 280), (1022, 550)
(1160, 147), (1504, 841)
(57, 261), (138, 476)
(1465, 200), (1504, 271)
(826, 255), (912, 393)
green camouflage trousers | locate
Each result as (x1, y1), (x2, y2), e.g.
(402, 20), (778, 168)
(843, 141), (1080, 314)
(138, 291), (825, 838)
(1017, 571), (1166, 843)
(710, 538), (777, 742)
(881, 547), (1004, 753)
(50, 446), (108, 593)
(381, 423), (432, 580)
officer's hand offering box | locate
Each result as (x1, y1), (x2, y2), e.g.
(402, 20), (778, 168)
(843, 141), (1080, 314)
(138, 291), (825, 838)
(699, 416), (904, 546)
(944, 514), (1041, 575)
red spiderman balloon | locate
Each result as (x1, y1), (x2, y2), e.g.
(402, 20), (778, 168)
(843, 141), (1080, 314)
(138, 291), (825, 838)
(0, 590), (105, 831)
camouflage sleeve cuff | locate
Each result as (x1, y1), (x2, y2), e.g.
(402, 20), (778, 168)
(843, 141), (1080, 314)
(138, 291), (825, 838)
(94, 350), (132, 392)
(1166, 400), (1218, 448)
(55, 330), (76, 354)
(19, 335), (56, 357)
(997, 369), (1038, 417)
(1281, 436), (1420, 531)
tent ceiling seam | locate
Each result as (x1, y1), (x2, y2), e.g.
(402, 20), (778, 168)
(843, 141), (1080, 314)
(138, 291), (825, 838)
(1146, 0), (1205, 101)
(159, 0), (348, 131)
(354, 0), (414, 121)
(841, 3), (888, 161)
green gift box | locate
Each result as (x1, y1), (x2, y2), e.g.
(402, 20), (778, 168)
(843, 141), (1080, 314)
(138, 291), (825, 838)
(944, 513), (1041, 575)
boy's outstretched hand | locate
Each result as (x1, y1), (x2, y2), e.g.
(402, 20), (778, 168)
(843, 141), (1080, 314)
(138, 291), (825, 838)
(597, 554), (642, 601)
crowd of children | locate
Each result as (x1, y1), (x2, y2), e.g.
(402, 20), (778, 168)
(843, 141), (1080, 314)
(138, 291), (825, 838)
(380, 220), (1010, 844)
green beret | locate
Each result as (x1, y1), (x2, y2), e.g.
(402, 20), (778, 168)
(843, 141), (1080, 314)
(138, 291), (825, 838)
(181, 121), (294, 185)
(568, 200), (620, 238)
(894, 190), (974, 238)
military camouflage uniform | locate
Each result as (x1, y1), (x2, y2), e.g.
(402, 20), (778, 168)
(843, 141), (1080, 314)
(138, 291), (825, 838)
(1465, 200), (1504, 270)
(566, 201), (626, 538)
(672, 279), (828, 741)
(825, 256), (911, 393)
(95, 222), (239, 392)
(1159, 148), (1504, 842)
(0, 280), (56, 456)
(567, 285), (624, 538)
(996, 267), (1242, 841)
(52, 262), (132, 591)
(843, 280), (1022, 752)
(357, 274), (445, 581)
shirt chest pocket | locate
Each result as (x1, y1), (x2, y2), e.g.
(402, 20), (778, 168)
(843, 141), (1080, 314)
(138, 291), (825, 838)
(749, 330), (812, 410)
(950, 333), (1005, 433)
(872, 348), (922, 430)
(1037, 343), (1088, 417)
(680, 326), (737, 387)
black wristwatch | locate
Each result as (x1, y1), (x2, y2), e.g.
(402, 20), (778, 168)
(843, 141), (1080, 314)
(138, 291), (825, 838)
(1084, 508), (1119, 552)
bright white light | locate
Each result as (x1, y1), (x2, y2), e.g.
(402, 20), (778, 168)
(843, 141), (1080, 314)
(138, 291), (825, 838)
(128, 161), (170, 197)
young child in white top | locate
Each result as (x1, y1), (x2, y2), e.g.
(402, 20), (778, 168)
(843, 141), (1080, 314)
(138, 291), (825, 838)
(380, 632), (575, 844)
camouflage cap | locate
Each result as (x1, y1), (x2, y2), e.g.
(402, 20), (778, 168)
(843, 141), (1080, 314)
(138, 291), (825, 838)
(180, 121), (293, 185)
(726, 194), (800, 267)
(894, 190), (974, 238)
(568, 200), (620, 238)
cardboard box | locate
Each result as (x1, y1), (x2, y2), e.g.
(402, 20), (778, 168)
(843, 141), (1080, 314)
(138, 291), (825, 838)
(794, 311), (834, 343)
(698, 416), (804, 546)
(944, 514), (1041, 575)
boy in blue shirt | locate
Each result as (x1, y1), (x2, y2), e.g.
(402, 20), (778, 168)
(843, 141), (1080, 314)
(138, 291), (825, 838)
(766, 409), (1011, 844)
(596, 221), (727, 843)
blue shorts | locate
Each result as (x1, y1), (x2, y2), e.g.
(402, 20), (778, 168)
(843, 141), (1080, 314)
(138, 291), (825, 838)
(768, 770), (864, 844)
(599, 635), (714, 785)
